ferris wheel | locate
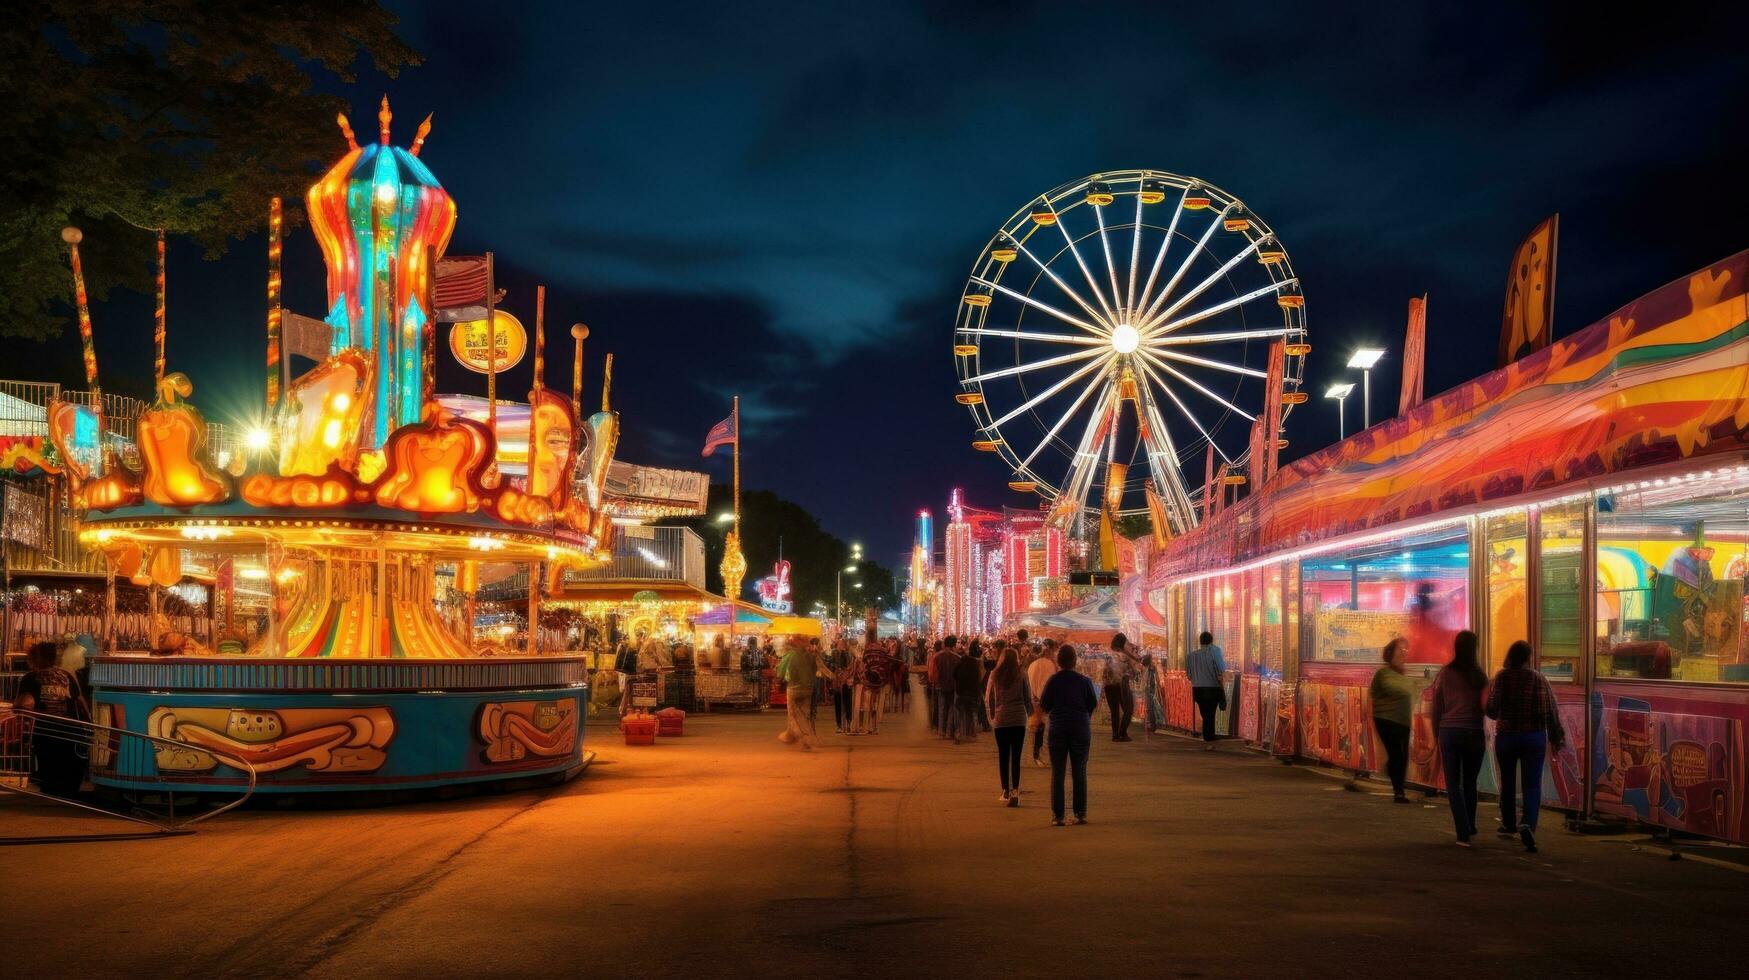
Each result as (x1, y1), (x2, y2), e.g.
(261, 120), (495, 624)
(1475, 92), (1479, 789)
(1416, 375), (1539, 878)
(953, 170), (1308, 535)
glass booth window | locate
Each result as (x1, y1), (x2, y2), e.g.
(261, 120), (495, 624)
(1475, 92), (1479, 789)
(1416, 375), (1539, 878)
(1537, 502), (1585, 682)
(1485, 512), (1530, 671)
(1300, 527), (1470, 668)
(1595, 479), (1749, 684)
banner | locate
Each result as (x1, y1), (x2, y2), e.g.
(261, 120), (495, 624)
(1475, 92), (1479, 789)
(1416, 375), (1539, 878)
(1499, 214), (1558, 366)
(1400, 294), (1427, 415)
(1262, 339), (1285, 481)
(282, 311), (333, 362)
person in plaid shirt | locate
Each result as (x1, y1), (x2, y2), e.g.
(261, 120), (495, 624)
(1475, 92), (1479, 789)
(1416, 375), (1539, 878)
(1486, 640), (1567, 853)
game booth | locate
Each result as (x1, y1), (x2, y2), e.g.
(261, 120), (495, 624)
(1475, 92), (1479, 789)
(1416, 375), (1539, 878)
(52, 99), (628, 795)
(1131, 250), (1749, 845)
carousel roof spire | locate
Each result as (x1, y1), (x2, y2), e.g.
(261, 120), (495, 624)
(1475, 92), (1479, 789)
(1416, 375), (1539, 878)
(337, 112), (358, 150)
(378, 94), (393, 144)
(410, 113), (432, 157)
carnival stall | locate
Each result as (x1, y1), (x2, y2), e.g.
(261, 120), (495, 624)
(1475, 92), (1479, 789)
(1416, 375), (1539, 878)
(54, 99), (621, 794)
(1136, 250), (1749, 845)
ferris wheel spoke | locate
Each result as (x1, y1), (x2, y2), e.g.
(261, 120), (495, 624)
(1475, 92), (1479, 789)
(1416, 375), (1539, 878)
(1147, 325), (1297, 347)
(988, 355), (1109, 430)
(1052, 211), (1119, 323)
(1136, 184), (1190, 319)
(970, 276), (1106, 336)
(1139, 237), (1264, 337)
(1093, 203), (1125, 317)
(1125, 187), (1145, 311)
(1018, 372), (1110, 472)
(1009, 239), (1111, 334)
(1134, 355), (1236, 465)
(958, 327), (1108, 346)
(1147, 279), (1299, 338)
(1136, 348), (1255, 422)
(1152, 349), (1267, 379)
(965, 345), (1104, 385)
(1137, 203), (1232, 326)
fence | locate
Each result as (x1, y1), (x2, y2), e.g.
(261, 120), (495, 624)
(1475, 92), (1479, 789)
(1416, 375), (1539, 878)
(564, 525), (706, 589)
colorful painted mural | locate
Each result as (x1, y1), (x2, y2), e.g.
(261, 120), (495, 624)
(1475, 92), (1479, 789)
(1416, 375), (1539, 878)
(478, 699), (579, 764)
(145, 706), (395, 775)
(1592, 694), (1743, 841)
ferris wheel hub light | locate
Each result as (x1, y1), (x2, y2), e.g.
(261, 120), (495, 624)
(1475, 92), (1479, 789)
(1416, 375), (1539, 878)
(1110, 323), (1140, 354)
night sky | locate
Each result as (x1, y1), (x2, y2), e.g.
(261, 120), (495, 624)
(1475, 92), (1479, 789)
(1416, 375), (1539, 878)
(45, 1), (1749, 570)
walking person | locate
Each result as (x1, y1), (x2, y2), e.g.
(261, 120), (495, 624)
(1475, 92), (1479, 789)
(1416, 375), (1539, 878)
(1430, 630), (1489, 846)
(1039, 644), (1098, 826)
(1101, 633), (1137, 741)
(830, 638), (856, 734)
(612, 634), (639, 719)
(952, 641), (984, 743)
(1140, 652), (1166, 734)
(985, 644), (1034, 807)
(933, 639), (962, 739)
(776, 638), (829, 750)
(1187, 631), (1228, 748)
(1487, 640), (1566, 852)
(1026, 642), (1056, 767)
(1369, 638), (1415, 803)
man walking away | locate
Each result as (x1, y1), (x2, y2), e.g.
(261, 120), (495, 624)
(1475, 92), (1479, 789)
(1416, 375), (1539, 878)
(1026, 643), (1056, 767)
(936, 638), (962, 740)
(925, 640), (944, 732)
(952, 641), (983, 743)
(1039, 643), (1098, 826)
(776, 638), (829, 750)
(1187, 631), (1227, 749)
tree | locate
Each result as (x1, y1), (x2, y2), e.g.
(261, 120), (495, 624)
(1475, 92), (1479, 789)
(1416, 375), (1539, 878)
(659, 485), (897, 615)
(0, 1), (419, 342)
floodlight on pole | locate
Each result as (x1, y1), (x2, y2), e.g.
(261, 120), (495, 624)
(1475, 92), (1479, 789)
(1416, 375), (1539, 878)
(1325, 382), (1355, 440)
(1347, 348), (1385, 429)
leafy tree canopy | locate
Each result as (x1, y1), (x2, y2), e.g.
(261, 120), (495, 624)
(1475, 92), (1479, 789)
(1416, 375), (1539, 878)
(0, 0), (419, 341)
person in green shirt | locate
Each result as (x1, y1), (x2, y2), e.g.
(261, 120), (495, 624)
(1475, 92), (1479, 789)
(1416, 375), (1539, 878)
(777, 638), (828, 750)
(1369, 637), (1415, 803)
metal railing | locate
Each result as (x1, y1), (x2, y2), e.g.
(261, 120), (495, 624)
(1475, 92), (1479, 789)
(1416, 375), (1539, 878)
(565, 525), (705, 589)
(0, 704), (257, 841)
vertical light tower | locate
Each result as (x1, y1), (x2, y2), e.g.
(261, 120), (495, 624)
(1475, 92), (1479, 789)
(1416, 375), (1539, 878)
(1347, 348), (1386, 430)
(306, 99), (458, 449)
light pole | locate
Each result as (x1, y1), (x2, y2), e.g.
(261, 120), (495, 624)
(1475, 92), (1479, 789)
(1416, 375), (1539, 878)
(1325, 383), (1355, 440)
(1347, 348), (1385, 429)
(836, 541), (863, 633)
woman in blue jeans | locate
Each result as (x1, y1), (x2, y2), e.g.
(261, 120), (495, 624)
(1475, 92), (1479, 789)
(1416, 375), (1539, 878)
(1428, 631), (1488, 846)
(1486, 640), (1566, 852)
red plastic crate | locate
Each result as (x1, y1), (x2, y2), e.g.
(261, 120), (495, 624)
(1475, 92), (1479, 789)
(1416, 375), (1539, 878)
(622, 713), (657, 746)
(655, 707), (686, 736)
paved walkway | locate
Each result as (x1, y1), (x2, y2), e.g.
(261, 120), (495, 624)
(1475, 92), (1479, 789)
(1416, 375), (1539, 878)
(3, 703), (1743, 977)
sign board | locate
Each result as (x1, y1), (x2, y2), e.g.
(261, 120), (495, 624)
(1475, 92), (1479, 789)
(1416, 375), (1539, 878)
(449, 310), (528, 374)
(758, 559), (793, 613)
(629, 676), (660, 708)
(601, 461), (710, 517)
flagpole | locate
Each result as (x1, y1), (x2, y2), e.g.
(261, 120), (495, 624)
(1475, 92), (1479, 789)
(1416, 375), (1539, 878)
(729, 395), (740, 666)
(483, 251), (498, 483)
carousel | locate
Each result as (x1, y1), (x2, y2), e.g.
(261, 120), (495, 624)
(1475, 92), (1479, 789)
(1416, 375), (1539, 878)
(53, 100), (616, 793)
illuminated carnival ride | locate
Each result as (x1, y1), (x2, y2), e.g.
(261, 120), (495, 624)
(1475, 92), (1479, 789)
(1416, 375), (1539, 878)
(54, 100), (614, 793)
(954, 171), (1309, 566)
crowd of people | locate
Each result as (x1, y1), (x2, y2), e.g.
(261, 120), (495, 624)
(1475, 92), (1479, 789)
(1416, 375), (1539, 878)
(756, 622), (1568, 847)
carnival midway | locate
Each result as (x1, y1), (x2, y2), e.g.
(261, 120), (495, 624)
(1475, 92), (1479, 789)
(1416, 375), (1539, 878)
(1, 102), (1747, 865)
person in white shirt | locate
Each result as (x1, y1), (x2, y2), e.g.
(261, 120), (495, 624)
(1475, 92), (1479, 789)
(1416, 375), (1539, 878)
(1025, 642), (1057, 767)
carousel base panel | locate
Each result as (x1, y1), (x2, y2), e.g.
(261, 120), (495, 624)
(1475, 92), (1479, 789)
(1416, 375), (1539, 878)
(88, 656), (589, 794)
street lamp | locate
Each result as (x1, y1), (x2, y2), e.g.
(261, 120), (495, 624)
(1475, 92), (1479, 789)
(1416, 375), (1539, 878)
(1347, 348), (1385, 429)
(714, 512), (734, 524)
(1325, 382), (1355, 440)
(837, 561), (859, 632)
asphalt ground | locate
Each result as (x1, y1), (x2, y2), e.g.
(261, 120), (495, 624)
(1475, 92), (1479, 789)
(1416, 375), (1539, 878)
(2, 700), (1743, 978)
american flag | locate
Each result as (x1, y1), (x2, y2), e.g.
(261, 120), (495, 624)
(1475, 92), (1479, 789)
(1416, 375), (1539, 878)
(434, 255), (491, 322)
(702, 412), (737, 457)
